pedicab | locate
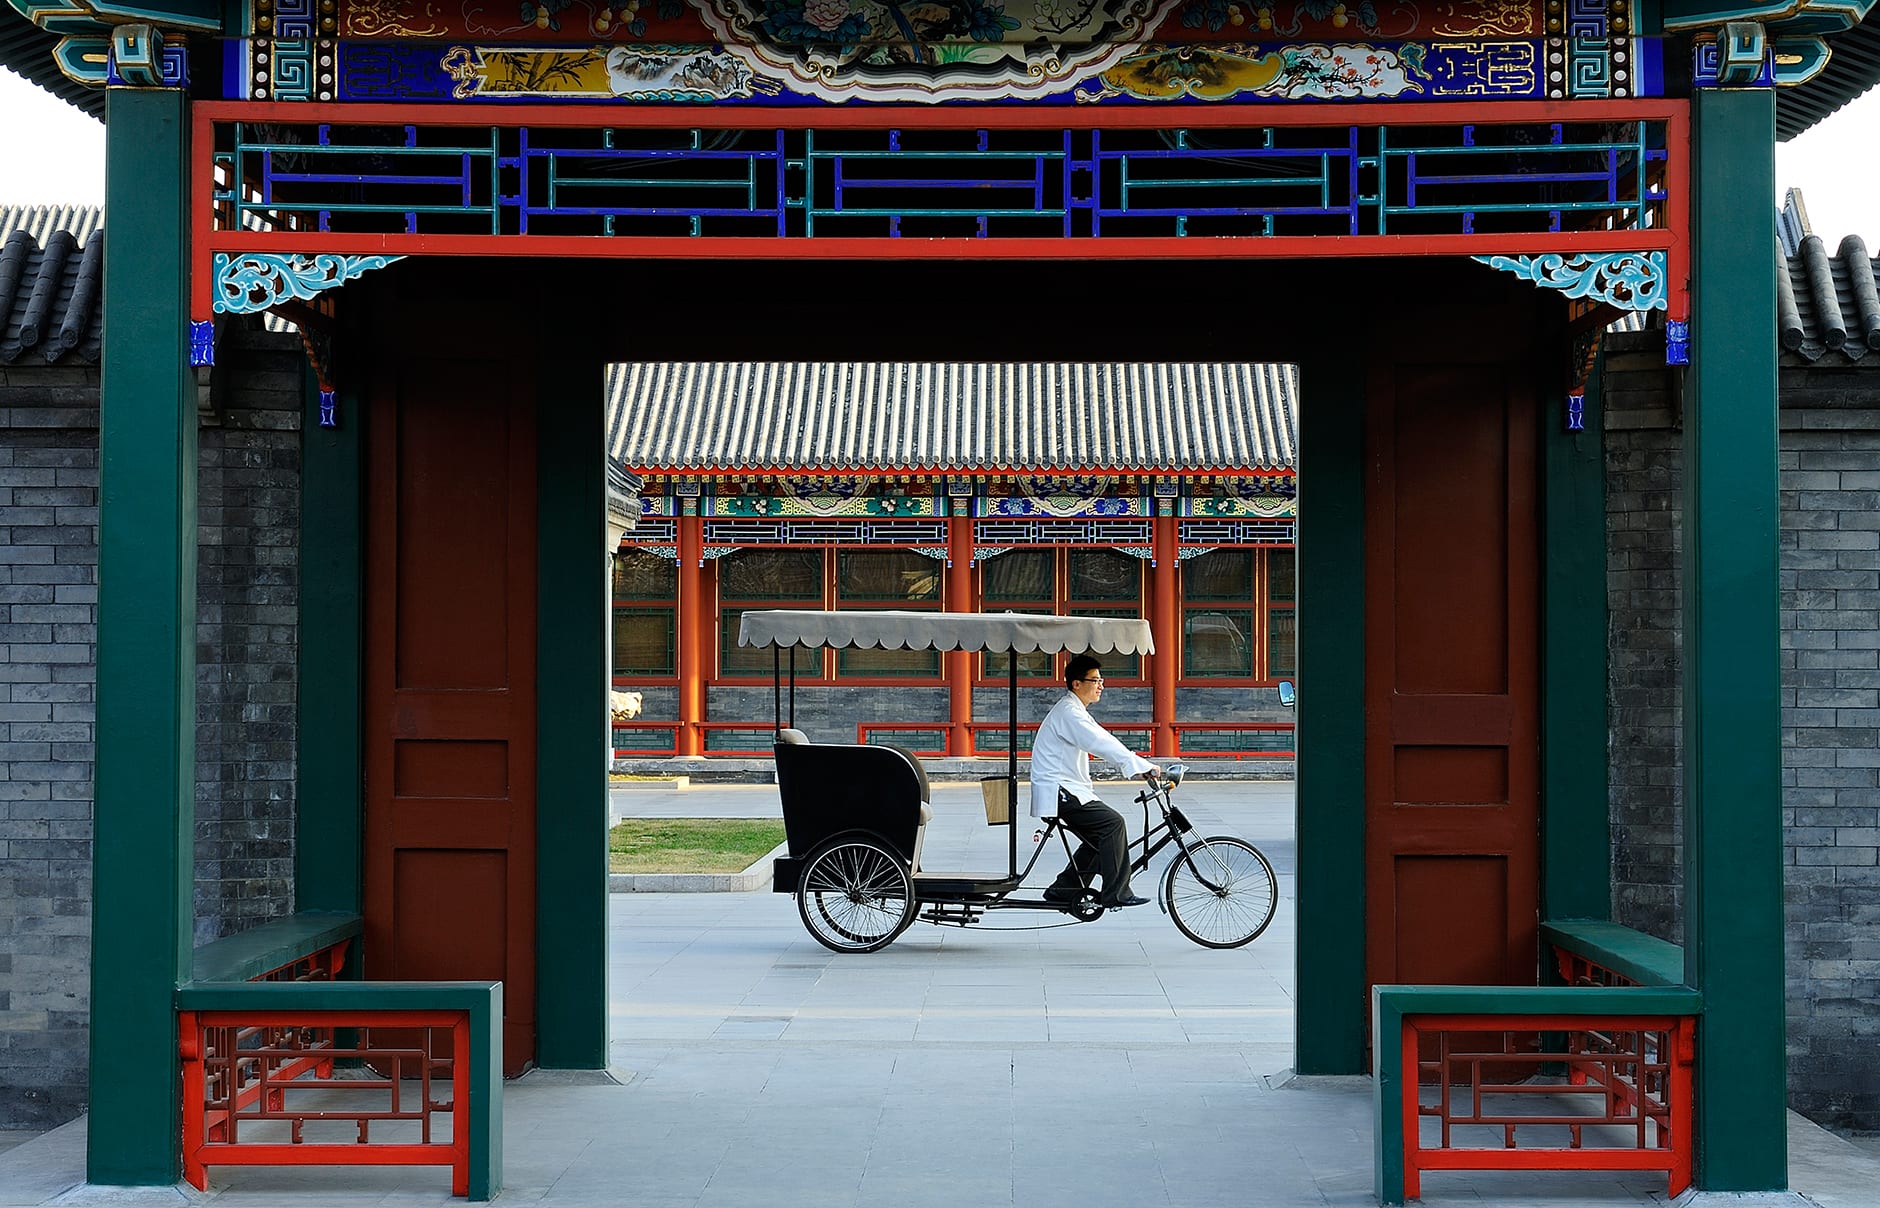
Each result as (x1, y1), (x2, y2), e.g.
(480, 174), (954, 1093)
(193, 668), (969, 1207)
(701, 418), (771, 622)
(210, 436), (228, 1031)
(738, 609), (1278, 954)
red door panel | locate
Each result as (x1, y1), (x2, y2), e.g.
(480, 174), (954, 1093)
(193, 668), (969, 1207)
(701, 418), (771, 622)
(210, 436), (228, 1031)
(1365, 359), (1539, 1000)
(366, 353), (538, 1074)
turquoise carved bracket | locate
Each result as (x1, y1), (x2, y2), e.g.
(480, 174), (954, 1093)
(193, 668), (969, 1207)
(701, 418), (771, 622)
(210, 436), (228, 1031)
(1475, 251), (1686, 365)
(212, 253), (405, 315)
(1472, 252), (1668, 312)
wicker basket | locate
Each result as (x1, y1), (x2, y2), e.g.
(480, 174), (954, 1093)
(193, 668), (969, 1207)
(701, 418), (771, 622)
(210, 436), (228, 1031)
(980, 776), (1024, 826)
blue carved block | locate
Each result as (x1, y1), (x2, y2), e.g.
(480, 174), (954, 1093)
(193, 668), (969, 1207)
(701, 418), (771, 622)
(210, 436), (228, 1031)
(189, 321), (215, 368)
(1666, 320), (1691, 366)
(1693, 25), (1775, 88)
(318, 390), (338, 429)
(106, 26), (188, 88)
(1566, 390), (1586, 432)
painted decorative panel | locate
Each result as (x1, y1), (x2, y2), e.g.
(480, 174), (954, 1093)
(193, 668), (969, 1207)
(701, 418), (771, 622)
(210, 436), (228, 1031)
(228, 0), (1654, 104)
(974, 476), (1151, 518)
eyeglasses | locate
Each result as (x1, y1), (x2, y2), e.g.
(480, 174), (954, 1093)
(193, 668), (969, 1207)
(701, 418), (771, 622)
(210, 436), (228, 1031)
(1078, 677), (1105, 685)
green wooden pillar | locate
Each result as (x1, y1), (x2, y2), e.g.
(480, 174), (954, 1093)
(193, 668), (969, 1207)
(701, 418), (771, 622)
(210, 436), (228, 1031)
(1685, 83), (1785, 1190)
(1541, 354), (1610, 924)
(295, 370), (365, 916)
(534, 346), (610, 1069)
(90, 85), (194, 1185)
(1293, 345), (1368, 1074)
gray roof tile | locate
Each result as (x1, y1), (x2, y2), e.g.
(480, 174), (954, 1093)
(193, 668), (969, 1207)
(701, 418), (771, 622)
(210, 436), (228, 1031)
(604, 361), (1298, 475)
(0, 220), (101, 366)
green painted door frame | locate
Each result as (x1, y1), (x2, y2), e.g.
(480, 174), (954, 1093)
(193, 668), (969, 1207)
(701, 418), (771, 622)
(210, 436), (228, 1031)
(296, 368), (365, 920)
(1685, 85), (1786, 1190)
(1293, 347), (1369, 1075)
(1541, 350), (1610, 925)
(90, 85), (195, 1185)
(534, 341), (611, 1069)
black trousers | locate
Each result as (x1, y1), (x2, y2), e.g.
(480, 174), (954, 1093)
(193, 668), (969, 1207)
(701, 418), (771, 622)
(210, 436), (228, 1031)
(1047, 789), (1133, 904)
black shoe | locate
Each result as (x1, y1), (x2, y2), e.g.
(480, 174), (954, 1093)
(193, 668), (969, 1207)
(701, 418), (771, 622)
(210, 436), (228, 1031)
(1041, 887), (1082, 904)
(1106, 894), (1152, 908)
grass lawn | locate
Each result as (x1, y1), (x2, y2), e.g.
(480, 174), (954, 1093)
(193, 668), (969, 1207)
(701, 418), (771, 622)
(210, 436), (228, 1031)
(608, 818), (787, 874)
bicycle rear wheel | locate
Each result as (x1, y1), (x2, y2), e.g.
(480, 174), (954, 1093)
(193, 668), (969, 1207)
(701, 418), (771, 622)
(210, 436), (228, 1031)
(797, 837), (916, 954)
(1163, 836), (1276, 949)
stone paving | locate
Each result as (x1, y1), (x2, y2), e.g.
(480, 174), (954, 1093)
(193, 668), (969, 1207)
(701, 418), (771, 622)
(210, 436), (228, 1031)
(2, 780), (1875, 1206)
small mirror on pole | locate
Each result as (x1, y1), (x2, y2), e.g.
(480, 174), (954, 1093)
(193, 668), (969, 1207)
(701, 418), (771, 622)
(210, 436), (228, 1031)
(1277, 680), (1295, 708)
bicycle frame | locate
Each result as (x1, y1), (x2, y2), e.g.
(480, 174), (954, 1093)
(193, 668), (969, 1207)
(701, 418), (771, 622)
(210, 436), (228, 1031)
(969, 776), (1219, 916)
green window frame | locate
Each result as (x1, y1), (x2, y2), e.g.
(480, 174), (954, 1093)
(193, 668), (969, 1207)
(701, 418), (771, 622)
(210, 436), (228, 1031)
(612, 548), (677, 679)
(718, 549), (827, 679)
(1267, 548), (1296, 679)
(834, 549), (945, 679)
(975, 548), (1146, 683)
(1067, 549), (1142, 680)
(1179, 548), (1292, 682)
(980, 549), (1055, 680)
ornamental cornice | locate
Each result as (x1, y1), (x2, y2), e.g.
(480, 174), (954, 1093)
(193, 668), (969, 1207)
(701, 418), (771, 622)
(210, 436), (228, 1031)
(4, 0), (220, 32)
(1661, 0), (1874, 36)
(6, 0), (219, 90)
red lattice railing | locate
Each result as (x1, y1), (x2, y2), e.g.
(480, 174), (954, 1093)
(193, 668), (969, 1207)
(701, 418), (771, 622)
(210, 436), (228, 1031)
(179, 1010), (472, 1195)
(1402, 1013), (1694, 1199)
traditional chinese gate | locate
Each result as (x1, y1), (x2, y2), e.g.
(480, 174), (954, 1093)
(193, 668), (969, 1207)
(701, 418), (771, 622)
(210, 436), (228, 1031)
(11, 0), (1832, 1193)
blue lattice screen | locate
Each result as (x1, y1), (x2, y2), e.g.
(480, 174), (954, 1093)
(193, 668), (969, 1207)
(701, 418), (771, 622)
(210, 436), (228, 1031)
(214, 119), (1668, 241)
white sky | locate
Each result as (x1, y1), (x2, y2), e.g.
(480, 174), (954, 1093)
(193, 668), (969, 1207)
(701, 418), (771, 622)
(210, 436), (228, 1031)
(0, 62), (1877, 237)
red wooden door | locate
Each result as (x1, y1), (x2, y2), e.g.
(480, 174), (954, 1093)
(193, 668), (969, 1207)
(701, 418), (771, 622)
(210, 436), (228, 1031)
(1364, 360), (1539, 994)
(365, 352), (538, 1074)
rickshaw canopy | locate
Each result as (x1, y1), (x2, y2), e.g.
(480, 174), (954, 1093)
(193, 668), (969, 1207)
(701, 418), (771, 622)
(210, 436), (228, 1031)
(737, 609), (1155, 656)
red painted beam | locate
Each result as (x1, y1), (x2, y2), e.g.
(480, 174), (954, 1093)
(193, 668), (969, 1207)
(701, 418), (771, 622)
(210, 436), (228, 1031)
(194, 98), (1687, 130)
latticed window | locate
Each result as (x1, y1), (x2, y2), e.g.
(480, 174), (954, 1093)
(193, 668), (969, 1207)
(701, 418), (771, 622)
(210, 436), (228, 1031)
(1267, 548), (1296, 679)
(981, 549), (1055, 680)
(1181, 548), (1292, 682)
(718, 549), (825, 678)
(1069, 550), (1142, 680)
(835, 550), (943, 679)
(977, 549), (1144, 683)
(612, 550), (677, 679)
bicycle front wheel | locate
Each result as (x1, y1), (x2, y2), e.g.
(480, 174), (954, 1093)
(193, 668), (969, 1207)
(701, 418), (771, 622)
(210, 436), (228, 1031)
(1163, 836), (1276, 949)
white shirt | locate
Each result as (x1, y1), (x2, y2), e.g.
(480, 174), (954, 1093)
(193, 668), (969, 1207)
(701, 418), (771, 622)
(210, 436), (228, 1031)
(1027, 692), (1157, 819)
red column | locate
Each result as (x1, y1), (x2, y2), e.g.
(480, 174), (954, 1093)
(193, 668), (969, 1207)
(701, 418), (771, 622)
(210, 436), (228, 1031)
(677, 511), (705, 756)
(946, 513), (975, 757)
(1151, 511), (1178, 758)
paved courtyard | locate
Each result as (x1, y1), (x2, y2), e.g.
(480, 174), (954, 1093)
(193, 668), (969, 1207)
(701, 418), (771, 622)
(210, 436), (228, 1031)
(2, 779), (1875, 1205)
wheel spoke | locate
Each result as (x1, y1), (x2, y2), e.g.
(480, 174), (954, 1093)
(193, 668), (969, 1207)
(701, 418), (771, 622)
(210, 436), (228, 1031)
(1164, 838), (1275, 949)
(798, 840), (915, 953)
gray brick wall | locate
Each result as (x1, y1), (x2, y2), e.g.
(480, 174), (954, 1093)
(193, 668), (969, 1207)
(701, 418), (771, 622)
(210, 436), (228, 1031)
(192, 329), (303, 946)
(0, 388), (99, 1129)
(1605, 428), (1684, 945)
(1779, 421), (1880, 1132)
(0, 328), (303, 1130)
(1606, 402), (1880, 1132)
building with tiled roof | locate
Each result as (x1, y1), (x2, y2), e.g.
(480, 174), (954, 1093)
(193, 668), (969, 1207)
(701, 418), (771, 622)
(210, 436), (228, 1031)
(603, 360), (1300, 763)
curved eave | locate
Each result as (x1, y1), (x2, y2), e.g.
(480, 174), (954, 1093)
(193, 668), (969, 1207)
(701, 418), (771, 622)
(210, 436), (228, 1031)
(1780, 19), (1880, 140)
(0, 8), (103, 121)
